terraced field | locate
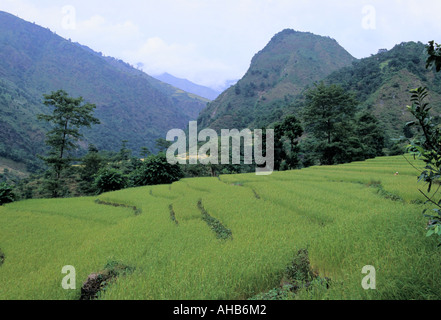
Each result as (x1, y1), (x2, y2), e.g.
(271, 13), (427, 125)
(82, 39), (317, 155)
(0, 156), (440, 300)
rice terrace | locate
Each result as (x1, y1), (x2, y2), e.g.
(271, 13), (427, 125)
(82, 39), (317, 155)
(1, 156), (440, 300)
(1, 1), (441, 307)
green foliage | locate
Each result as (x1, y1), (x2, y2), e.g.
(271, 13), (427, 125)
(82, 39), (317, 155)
(0, 11), (207, 171)
(406, 86), (441, 244)
(366, 180), (403, 202)
(426, 41), (441, 72)
(274, 115), (303, 170)
(169, 204), (179, 225)
(284, 249), (316, 284)
(115, 140), (132, 162)
(37, 90), (100, 198)
(94, 167), (128, 194)
(130, 153), (183, 187)
(140, 146), (151, 159)
(155, 138), (172, 153)
(303, 82), (358, 145)
(80, 260), (135, 300)
(356, 112), (386, 158)
(0, 182), (15, 205)
(78, 145), (105, 195)
(248, 286), (295, 300)
(300, 83), (385, 166)
(103, 260), (136, 278)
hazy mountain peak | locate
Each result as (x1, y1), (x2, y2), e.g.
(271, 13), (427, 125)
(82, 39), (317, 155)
(198, 29), (356, 131)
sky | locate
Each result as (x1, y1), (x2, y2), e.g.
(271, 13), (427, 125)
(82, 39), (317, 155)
(1, 0), (440, 91)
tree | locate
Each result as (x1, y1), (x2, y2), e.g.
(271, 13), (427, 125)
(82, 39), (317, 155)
(303, 82), (358, 145)
(303, 82), (358, 164)
(113, 140), (140, 175)
(426, 41), (441, 72)
(140, 147), (151, 159)
(116, 140), (132, 162)
(355, 112), (385, 159)
(78, 144), (105, 195)
(38, 90), (100, 197)
(155, 138), (172, 153)
(274, 115), (303, 170)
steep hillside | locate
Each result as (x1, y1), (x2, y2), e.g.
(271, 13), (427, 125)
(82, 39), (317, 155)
(324, 41), (441, 138)
(197, 29), (356, 131)
(0, 11), (208, 171)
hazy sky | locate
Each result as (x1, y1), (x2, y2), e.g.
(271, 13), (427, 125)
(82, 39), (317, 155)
(1, 0), (440, 90)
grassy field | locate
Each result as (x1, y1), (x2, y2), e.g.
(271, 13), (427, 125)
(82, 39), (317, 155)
(0, 155), (440, 300)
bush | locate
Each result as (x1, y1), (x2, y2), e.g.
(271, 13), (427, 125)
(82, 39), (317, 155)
(93, 168), (127, 194)
(130, 153), (183, 187)
(0, 182), (15, 205)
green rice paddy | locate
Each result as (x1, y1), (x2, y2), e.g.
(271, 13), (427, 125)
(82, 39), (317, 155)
(0, 155), (440, 300)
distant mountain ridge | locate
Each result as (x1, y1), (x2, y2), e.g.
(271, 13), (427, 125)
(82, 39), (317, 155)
(154, 73), (221, 101)
(0, 11), (208, 170)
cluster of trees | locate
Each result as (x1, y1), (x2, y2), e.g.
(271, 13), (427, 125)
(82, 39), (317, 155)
(245, 82), (387, 173)
(2, 83), (388, 202)
(2, 90), (184, 201)
(300, 82), (386, 166)
(78, 141), (183, 196)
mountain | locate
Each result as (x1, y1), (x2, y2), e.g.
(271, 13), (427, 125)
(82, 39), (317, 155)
(197, 29), (356, 131)
(197, 28), (441, 143)
(323, 41), (441, 139)
(154, 73), (221, 101)
(0, 11), (209, 171)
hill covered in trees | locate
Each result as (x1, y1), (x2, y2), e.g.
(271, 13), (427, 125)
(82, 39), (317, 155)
(198, 30), (441, 143)
(0, 11), (208, 171)
(197, 29), (356, 131)
(323, 41), (441, 139)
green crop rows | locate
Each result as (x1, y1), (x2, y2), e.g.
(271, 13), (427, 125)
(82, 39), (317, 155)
(0, 156), (440, 300)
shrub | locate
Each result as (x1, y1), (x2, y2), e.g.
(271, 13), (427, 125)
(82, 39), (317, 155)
(93, 168), (127, 194)
(0, 182), (15, 205)
(130, 153), (183, 187)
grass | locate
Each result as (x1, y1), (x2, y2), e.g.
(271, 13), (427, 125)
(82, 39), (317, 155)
(0, 155), (440, 300)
